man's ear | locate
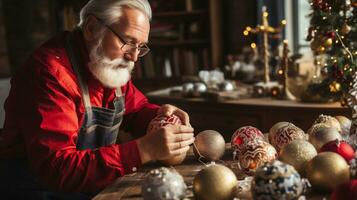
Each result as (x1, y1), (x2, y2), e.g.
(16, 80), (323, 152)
(82, 15), (98, 41)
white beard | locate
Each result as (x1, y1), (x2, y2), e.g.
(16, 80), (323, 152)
(88, 38), (135, 88)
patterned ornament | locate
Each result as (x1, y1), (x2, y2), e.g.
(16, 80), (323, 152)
(269, 123), (305, 152)
(279, 139), (317, 175)
(269, 122), (290, 136)
(252, 160), (306, 200)
(307, 123), (331, 135)
(306, 152), (350, 191)
(319, 139), (355, 162)
(312, 114), (342, 133)
(142, 167), (187, 200)
(193, 130), (226, 161)
(238, 140), (277, 175)
(147, 114), (185, 165)
(309, 127), (342, 150)
(147, 114), (182, 133)
(231, 126), (264, 153)
(193, 164), (237, 200)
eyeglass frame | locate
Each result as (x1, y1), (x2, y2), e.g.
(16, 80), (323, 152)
(94, 16), (150, 57)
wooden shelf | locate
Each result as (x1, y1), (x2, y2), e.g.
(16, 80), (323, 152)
(149, 39), (209, 47)
(153, 10), (208, 18)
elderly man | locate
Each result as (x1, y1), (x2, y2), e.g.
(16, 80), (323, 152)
(0, 0), (194, 198)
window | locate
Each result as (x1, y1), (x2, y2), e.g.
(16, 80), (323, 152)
(286, 0), (312, 53)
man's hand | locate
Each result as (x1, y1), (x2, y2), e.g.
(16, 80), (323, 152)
(157, 104), (191, 126)
(136, 124), (194, 164)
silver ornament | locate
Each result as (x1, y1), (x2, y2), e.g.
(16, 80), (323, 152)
(142, 167), (187, 200)
(192, 82), (207, 97)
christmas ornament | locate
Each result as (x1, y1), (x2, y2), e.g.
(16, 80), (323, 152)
(329, 81), (341, 93)
(319, 139), (355, 162)
(327, 32), (336, 38)
(193, 130), (226, 161)
(147, 114), (186, 165)
(231, 126), (264, 153)
(142, 167), (187, 200)
(341, 22), (351, 35)
(182, 82), (194, 96)
(309, 127), (342, 150)
(307, 123), (331, 135)
(324, 38), (333, 48)
(269, 123), (305, 152)
(269, 122), (290, 140)
(279, 139), (317, 175)
(252, 160), (306, 200)
(192, 82), (207, 97)
(331, 180), (357, 200)
(306, 152), (350, 191)
(193, 164), (237, 200)
(318, 46), (326, 54)
(147, 114), (182, 133)
(312, 114), (342, 133)
(238, 140), (277, 175)
(335, 115), (352, 136)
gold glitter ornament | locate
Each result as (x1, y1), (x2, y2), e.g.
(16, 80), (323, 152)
(279, 139), (317, 176)
(193, 164), (237, 200)
(306, 152), (350, 191)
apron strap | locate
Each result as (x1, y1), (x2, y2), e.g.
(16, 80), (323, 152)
(115, 87), (123, 97)
(64, 31), (93, 122)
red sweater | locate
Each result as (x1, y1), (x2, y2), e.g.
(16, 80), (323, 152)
(0, 30), (159, 193)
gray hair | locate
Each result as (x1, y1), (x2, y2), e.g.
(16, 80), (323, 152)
(78, 0), (152, 27)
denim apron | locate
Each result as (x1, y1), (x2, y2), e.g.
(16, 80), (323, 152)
(66, 31), (125, 150)
(0, 32), (125, 200)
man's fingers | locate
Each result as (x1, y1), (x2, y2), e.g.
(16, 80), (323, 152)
(173, 133), (194, 142)
(170, 138), (195, 150)
(170, 124), (194, 134)
(170, 146), (190, 157)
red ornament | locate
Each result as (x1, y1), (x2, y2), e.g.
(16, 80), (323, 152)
(319, 139), (355, 162)
(327, 32), (336, 38)
(331, 180), (357, 200)
(231, 126), (264, 151)
(147, 114), (182, 133)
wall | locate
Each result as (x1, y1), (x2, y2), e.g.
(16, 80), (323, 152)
(0, 0), (10, 77)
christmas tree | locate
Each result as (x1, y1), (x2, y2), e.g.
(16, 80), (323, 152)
(305, 0), (357, 103)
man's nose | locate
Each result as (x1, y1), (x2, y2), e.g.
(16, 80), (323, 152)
(124, 49), (139, 62)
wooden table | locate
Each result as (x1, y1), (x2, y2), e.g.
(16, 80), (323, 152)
(93, 145), (330, 200)
(146, 87), (350, 141)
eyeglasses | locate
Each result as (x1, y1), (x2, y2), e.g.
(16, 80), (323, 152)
(95, 17), (150, 57)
